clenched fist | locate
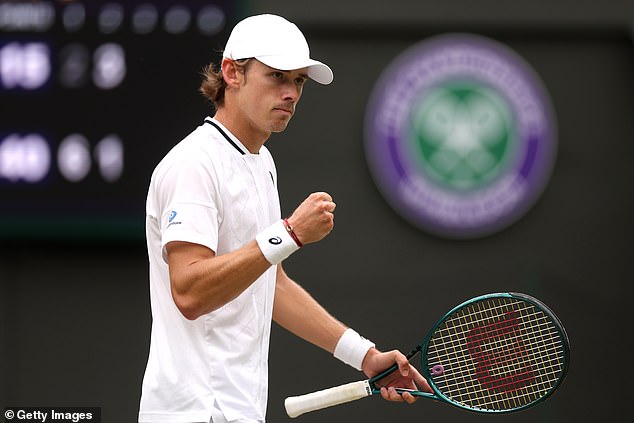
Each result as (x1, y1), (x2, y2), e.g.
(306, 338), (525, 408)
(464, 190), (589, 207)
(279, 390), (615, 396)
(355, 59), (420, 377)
(286, 192), (336, 245)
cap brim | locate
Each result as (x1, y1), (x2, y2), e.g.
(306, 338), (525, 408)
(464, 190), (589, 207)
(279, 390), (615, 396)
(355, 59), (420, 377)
(256, 55), (333, 85)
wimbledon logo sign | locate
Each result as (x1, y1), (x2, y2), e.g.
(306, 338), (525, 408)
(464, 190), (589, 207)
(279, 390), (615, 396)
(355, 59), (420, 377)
(364, 34), (557, 239)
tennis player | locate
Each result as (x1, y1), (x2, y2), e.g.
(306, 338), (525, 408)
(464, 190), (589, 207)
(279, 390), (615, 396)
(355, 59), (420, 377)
(138, 14), (431, 423)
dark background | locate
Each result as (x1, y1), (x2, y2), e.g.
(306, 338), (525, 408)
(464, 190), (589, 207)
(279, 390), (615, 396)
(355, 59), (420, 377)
(2, 0), (633, 422)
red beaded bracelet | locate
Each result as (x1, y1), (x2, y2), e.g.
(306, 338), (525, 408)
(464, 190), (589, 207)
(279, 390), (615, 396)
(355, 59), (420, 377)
(283, 218), (303, 248)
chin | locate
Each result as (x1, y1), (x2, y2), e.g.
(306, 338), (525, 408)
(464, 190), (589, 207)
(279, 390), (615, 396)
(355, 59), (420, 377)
(270, 121), (290, 133)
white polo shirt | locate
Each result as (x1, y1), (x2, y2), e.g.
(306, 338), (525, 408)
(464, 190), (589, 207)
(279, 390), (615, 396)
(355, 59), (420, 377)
(139, 118), (280, 423)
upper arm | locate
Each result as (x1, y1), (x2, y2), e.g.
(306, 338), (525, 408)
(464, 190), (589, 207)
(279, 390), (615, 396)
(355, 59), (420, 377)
(166, 241), (215, 267)
(166, 241), (215, 296)
(165, 239), (271, 320)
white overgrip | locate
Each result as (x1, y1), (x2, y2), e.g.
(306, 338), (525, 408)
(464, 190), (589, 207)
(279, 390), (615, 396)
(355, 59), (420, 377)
(284, 380), (372, 418)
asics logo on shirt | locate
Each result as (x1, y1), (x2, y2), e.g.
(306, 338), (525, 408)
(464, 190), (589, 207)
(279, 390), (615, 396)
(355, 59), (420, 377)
(167, 210), (182, 228)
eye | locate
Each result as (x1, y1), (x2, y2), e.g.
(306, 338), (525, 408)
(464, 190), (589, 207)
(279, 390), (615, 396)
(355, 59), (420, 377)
(271, 72), (284, 80)
(295, 77), (307, 86)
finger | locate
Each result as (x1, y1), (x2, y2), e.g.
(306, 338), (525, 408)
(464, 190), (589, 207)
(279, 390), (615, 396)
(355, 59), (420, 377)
(393, 351), (410, 377)
(384, 387), (405, 402)
(419, 376), (433, 393)
(401, 391), (417, 404)
(408, 366), (433, 393)
(390, 387), (405, 402)
(312, 191), (332, 202)
(319, 198), (335, 212)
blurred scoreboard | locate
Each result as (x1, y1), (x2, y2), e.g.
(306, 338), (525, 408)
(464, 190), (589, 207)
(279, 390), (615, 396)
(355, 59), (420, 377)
(0, 0), (234, 240)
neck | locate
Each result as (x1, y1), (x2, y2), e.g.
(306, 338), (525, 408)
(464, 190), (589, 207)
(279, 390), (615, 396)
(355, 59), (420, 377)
(213, 108), (270, 154)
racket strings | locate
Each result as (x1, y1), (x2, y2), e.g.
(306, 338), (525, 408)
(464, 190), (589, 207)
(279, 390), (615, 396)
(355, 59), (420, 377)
(428, 338), (564, 382)
(450, 299), (564, 406)
(430, 320), (564, 375)
(432, 302), (560, 406)
(426, 297), (566, 411)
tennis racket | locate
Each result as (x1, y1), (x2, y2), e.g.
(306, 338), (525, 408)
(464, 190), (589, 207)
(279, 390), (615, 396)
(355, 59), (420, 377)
(285, 292), (569, 417)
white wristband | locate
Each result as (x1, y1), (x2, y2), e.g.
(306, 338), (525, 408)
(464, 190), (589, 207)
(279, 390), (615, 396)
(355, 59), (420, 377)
(256, 220), (300, 265)
(333, 328), (375, 371)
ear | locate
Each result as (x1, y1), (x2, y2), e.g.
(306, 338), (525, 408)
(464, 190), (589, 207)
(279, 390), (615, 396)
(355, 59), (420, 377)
(221, 58), (242, 88)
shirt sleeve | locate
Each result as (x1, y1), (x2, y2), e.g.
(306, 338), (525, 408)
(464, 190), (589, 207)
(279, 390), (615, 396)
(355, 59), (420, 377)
(156, 153), (221, 262)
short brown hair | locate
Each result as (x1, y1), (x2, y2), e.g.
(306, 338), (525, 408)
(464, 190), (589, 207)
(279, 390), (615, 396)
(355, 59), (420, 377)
(199, 58), (252, 108)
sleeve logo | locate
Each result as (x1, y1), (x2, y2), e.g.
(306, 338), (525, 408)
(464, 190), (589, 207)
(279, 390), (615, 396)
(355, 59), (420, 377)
(168, 210), (177, 223)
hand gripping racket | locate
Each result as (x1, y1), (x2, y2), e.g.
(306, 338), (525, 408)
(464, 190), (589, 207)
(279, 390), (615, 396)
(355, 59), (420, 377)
(285, 292), (569, 417)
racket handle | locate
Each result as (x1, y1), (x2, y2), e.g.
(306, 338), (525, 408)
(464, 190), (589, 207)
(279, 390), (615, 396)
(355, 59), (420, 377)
(285, 380), (372, 418)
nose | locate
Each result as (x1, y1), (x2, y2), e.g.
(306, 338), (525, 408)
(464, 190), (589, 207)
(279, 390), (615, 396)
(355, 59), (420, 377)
(281, 80), (301, 102)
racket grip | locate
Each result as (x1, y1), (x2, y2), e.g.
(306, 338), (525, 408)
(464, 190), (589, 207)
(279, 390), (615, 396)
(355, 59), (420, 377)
(285, 380), (372, 418)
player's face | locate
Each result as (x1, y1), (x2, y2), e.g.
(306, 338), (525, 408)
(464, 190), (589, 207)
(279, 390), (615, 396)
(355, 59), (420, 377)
(237, 60), (308, 136)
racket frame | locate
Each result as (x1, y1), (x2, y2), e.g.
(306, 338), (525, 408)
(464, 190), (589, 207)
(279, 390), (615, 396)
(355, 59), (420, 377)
(285, 292), (570, 417)
(368, 292), (570, 413)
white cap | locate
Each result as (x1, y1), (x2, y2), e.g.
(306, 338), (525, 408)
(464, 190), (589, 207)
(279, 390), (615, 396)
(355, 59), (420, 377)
(223, 14), (333, 85)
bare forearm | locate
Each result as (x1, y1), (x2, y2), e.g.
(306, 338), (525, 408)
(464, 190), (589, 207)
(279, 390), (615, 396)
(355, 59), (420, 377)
(273, 267), (346, 353)
(169, 192), (338, 320)
(168, 240), (271, 319)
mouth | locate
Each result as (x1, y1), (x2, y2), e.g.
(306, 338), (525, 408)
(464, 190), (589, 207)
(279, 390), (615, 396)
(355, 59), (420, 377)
(273, 105), (294, 117)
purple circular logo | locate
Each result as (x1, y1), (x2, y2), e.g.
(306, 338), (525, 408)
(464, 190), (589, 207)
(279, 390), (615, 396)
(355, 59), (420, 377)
(364, 34), (557, 239)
